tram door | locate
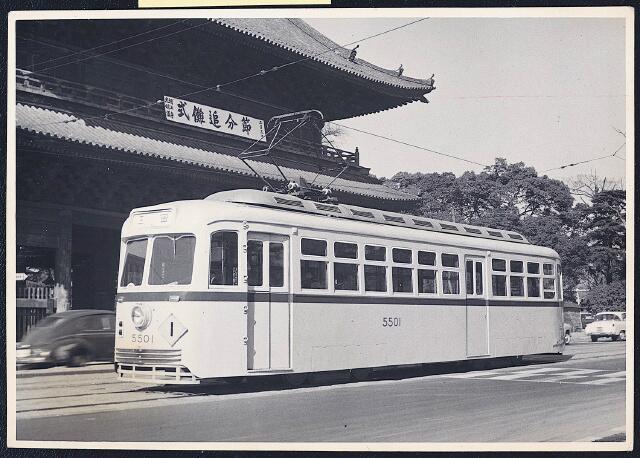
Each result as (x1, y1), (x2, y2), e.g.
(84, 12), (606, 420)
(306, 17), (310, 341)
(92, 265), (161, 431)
(246, 233), (291, 370)
(465, 256), (489, 357)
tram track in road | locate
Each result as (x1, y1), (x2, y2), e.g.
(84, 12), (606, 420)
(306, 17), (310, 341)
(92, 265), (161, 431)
(14, 342), (626, 424)
(16, 352), (626, 442)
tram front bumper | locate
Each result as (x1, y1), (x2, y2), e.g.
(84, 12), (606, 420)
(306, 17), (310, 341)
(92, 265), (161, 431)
(114, 347), (200, 384)
(115, 362), (200, 384)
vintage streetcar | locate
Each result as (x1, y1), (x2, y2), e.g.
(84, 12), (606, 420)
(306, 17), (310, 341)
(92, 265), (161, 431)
(114, 189), (565, 384)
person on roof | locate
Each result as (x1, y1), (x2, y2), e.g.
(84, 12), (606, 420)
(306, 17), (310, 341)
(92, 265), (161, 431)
(349, 45), (359, 62)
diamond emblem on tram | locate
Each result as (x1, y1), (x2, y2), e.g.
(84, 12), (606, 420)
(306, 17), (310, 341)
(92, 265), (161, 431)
(159, 314), (188, 347)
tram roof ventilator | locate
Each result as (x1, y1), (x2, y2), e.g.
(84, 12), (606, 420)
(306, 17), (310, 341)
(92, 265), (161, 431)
(206, 189), (530, 244)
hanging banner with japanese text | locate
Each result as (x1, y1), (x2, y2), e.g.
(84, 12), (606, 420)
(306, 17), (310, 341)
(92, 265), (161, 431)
(164, 96), (266, 142)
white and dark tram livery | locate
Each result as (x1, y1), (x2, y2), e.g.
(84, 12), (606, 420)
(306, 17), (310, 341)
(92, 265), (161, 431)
(114, 189), (565, 384)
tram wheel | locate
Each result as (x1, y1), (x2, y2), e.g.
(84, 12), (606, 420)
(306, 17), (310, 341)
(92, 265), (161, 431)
(350, 367), (372, 382)
(283, 372), (308, 388)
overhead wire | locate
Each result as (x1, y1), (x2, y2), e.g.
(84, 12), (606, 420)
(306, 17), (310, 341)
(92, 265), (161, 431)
(26, 19), (190, 70)
(540, 142), (626, 173)
(329, 122), (489, 167)
(28, 20), (211, 74)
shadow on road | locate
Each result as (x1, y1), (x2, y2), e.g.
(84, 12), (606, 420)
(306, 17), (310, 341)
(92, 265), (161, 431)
(138, 353), (575, 397)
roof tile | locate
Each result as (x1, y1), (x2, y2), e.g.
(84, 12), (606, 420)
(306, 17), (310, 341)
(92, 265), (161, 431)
(211, 18), (434, 93)
(16, 103), (417, 202)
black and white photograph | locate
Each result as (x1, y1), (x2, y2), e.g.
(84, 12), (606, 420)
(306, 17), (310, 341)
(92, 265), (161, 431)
(5, 7), (633, 451)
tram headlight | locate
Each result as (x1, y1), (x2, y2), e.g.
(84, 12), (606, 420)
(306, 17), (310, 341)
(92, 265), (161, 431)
(131, 305), (152, 331)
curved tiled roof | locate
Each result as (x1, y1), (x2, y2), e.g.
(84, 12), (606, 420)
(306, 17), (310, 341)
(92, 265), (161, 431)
(16, 103), (418, 202)
(210, 18), (435, 94)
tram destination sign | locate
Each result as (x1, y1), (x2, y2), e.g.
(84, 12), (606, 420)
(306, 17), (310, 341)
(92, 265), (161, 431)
(163, 96), (266, 142)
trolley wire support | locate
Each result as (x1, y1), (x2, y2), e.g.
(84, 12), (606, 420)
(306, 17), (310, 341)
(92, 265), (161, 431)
(236, 109), (348, 204)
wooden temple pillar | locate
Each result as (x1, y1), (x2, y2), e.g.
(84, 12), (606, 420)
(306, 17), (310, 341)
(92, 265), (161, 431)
(54, 209), (72, 312)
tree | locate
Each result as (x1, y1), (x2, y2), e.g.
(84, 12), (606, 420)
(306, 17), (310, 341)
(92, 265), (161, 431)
(579, 190), (626, 285)
(386, 171), (460, 221)
(570, 170), (624, 204)
(581, 281), (626, 314)
(321, 123), (345, 146)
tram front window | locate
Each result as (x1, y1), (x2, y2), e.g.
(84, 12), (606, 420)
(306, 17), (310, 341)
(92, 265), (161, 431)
(149, 235), (196, 285)
(120, 238), (147, 287)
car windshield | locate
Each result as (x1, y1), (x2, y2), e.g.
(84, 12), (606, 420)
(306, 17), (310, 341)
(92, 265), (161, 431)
(595, 314), (617, 321)
(35, 316), (65, 328)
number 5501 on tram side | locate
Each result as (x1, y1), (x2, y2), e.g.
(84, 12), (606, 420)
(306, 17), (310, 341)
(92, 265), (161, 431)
(114, 189), (565, 384)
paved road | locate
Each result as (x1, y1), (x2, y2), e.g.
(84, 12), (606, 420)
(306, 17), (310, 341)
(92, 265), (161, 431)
(15, 340), (627, 442)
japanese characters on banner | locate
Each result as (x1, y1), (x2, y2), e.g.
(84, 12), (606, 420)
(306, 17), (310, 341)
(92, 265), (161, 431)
(164, 96), (266, 142)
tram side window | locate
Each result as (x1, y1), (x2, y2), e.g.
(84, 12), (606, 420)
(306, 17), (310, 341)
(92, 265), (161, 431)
(418, 251), (436, 266)
(334, 263), (358, 291)
(491, 257), (507, 296)
(334, 242), (358, 291)
(527, 262), (540, 274)
(392, 267), (413, 293)
(442, 271), (460, 294)
(365, 245), (386, 261)
(441, 253), (459, 294)
(442, 253), (459, 268)
(301, 238), (327, 256)
(149, 235), (196, 285)
(418, 269), (437, 294)
(492, 258), (506, 272)
(364, 265), (387, 292)
(492, 275), (507, 296)
(392, 248), (413, 293)
(543, 263), (554, 275)
(210, 232), (238, 286)
(509, 259), (524, 297)
(301, 260), (327, 289)
(247, 240), (263, 286)
(543, 278), (556, 299)
(527, 277), (540, 297)
(335, 242), (358, 259)
(120, 238), (147, 287)
(510, 277), (524, 296)
(392, 248), (412, 264)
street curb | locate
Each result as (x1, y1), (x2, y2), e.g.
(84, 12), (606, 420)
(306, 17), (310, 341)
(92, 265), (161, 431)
(16, 366), (113, 379)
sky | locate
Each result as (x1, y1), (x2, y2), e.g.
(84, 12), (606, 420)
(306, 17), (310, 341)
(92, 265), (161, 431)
(305, 17), (628, 186)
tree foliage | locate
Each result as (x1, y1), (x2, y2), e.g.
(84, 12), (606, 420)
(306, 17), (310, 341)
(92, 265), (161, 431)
(581, 281), (626, 314)
(387, 158), (626, 305)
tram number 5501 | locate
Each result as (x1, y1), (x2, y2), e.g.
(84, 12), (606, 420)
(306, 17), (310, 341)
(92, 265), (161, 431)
(382, 317), (401, 327)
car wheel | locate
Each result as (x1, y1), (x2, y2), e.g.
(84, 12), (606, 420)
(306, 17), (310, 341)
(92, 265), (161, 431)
(564, 331), (572, 345)
(619, 331), (626, 341)
(591, 336), (599, 342)
(68, 348), (90, 367)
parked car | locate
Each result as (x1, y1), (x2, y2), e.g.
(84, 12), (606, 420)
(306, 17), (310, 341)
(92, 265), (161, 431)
(16, 310), (115, 367)
(580, 311), (594, 329)
(584, 311), (626, 342)
(563, 322), (572, 344)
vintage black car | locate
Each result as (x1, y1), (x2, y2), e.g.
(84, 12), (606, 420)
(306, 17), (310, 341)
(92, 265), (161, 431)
(16, 310), (115, 367)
